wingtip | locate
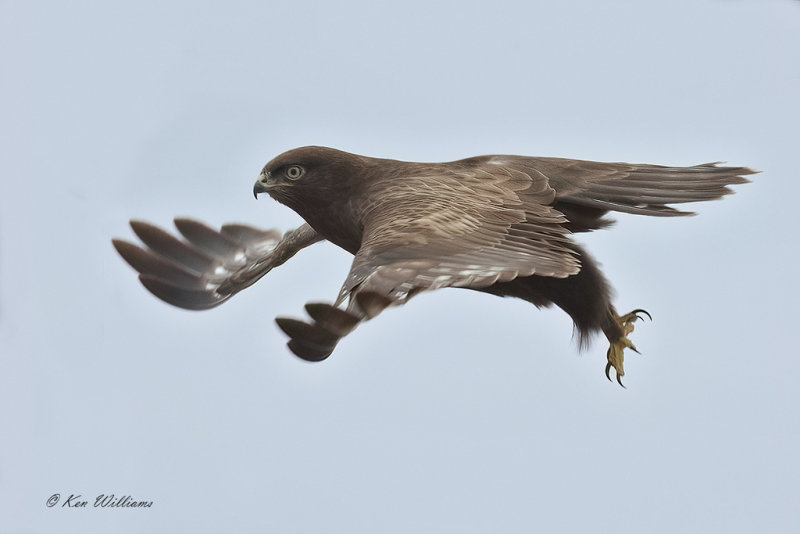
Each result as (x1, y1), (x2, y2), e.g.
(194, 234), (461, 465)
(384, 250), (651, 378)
(740, 166), (760, 176)
(128, 218), (150, 231)
(111, 237), (128, 254)
(286, 339), (334, 362)
(138, 274), (226, 310)
(173, 216), (200, 226)
(304, 302), (361, 335)
(128, 219), (159, 241)
(708, 162), (760, 179)
(275, 315), (343, 361)
(112, 238), (145, 269)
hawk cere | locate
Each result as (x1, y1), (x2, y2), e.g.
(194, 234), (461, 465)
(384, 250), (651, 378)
(113, 146), (754, 385)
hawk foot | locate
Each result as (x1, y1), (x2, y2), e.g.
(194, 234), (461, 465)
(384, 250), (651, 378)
(605, 309), (651, 387)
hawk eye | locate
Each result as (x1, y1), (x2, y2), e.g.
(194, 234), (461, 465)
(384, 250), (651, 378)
(285, 165), (304, 180)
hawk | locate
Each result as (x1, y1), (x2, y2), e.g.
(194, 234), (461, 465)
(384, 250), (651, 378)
(113, 146), (754, 385)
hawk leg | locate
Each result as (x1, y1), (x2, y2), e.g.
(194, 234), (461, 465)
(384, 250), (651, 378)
(604, 309), (651, 387)
(479, 245), (652, 386)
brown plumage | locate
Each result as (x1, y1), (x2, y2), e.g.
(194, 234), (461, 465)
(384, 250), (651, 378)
(113, 146), (755, 385)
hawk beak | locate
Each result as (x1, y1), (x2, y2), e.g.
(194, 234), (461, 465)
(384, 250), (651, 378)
(253, 172), (271, 199)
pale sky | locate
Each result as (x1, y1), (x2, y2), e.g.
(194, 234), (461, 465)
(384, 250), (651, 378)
(2, 1), (799, 532)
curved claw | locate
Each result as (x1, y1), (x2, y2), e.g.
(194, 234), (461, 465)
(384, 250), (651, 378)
(629, 309), (652, 322)
(604, 362), (626, 388)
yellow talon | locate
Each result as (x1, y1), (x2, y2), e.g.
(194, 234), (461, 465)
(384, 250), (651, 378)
(605, 309), (651, 387)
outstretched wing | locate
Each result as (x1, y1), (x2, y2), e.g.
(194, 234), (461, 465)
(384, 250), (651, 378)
(501, 156), (756, 217)
(113, 219), (322, 310)
(276, 163), (581, 361)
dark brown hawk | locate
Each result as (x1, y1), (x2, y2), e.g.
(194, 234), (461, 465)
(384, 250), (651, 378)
(113, 146), (755, 385)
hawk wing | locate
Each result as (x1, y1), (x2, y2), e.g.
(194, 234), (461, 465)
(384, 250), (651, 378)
(275, 158), (756, 361)
(499, 156), (756, 216)
(276, 164), (581, 361)
(113, 220), (322, 310)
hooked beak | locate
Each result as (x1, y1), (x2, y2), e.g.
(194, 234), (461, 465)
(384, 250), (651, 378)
(253, 172), (272, 199)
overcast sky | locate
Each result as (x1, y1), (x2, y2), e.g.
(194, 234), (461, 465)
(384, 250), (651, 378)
(2, 1), (799, 532)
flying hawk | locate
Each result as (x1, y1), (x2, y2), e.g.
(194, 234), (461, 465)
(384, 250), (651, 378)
(113, 146), (754, 385)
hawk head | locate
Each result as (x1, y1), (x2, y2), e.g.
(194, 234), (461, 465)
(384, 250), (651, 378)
(253, 146), (373, 253)
(253, 146), (369, 202)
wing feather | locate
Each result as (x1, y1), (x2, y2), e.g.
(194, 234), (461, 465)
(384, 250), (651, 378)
(276, 164), (579, 361)
(501, 156), (755, 217)
(114, 220), (322, 310)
